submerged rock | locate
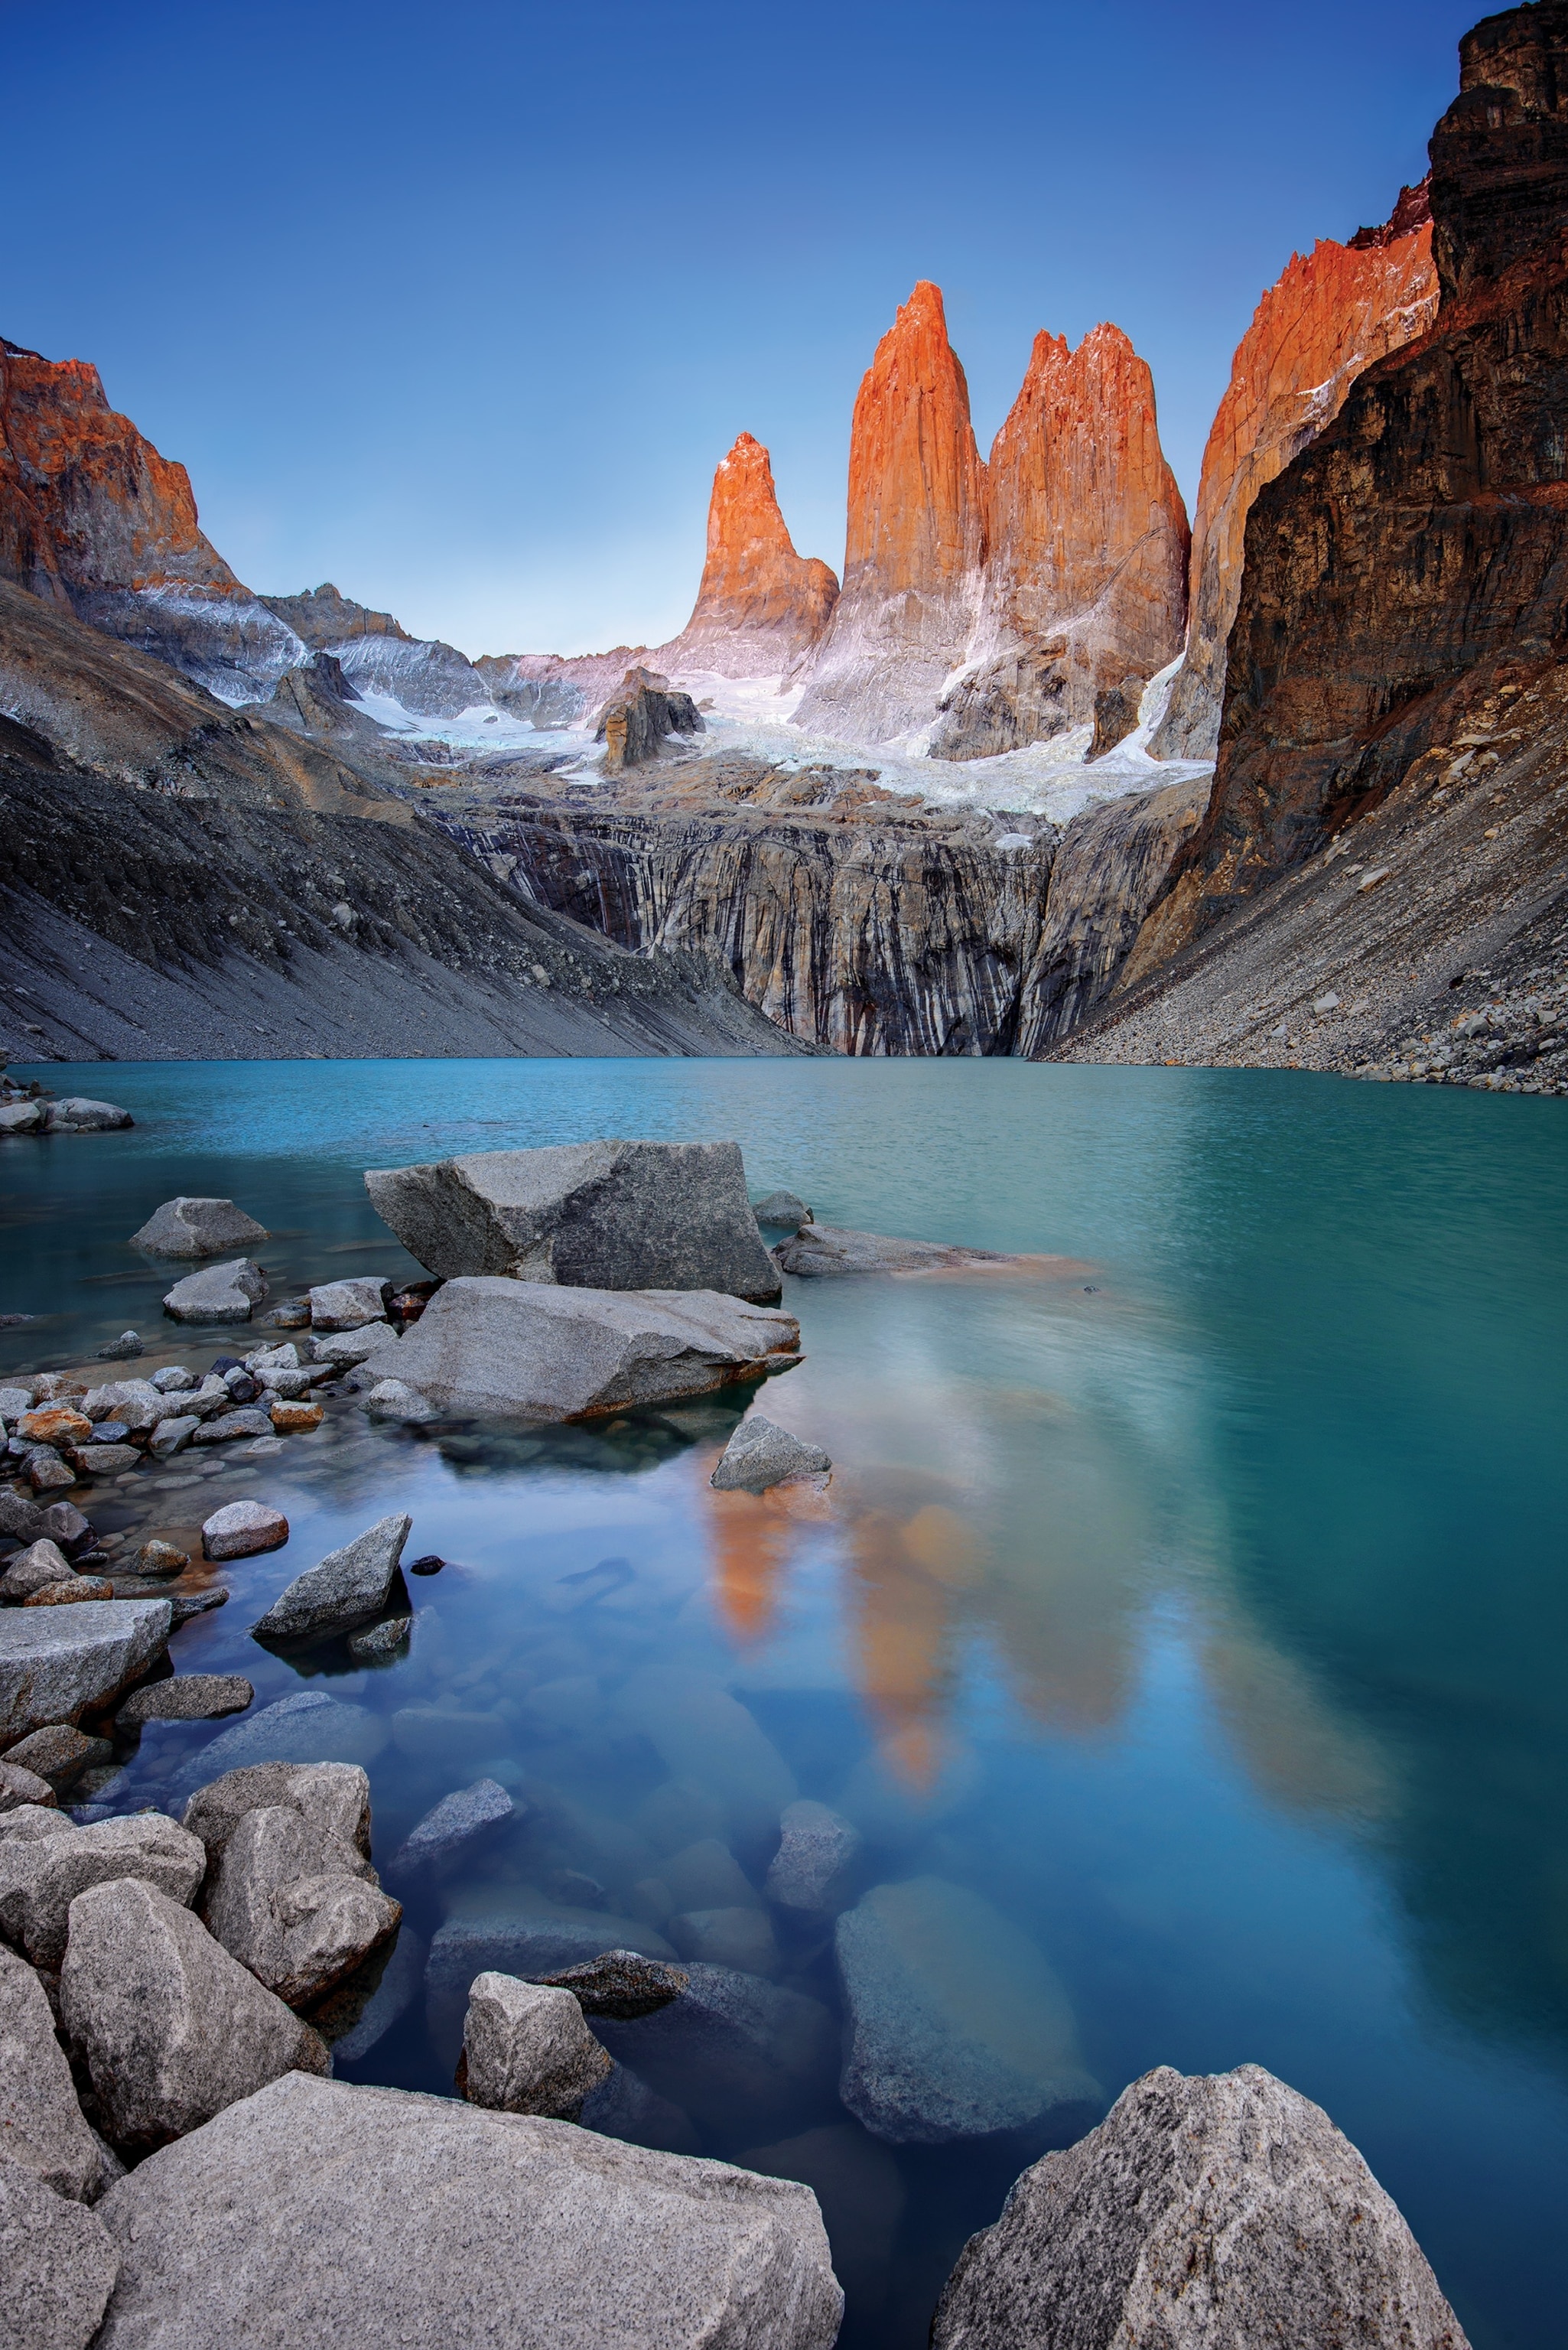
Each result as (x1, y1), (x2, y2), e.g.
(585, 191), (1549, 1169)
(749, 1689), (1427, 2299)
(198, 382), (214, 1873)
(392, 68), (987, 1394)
(250, 1514), (411, 1642)
(115, 1675), (254, 1731)
(388, 1277), (802, 1422)
(766, 1801), (863, 1918)
(775, 1225), (1017, 1278)
(534, 1949), (689, 2020)
(711, 1417), (831, 1493)
(60, 1879), (328, 2156)
(129, 1197), (269, 1258)
(330, 1927), (427, 2062)
(835, 1876), (1099, 2144)
(363, 1138), (782, 1303)
(0, 2153), (120, 2350)
(424, 1915), (679, 2064)
(0, 1600), (171, 1744)
(460, 1971), (613, 2117)
(387, 1779), (514, 1879)
(89, 2071), (842, 2350)
(594, 1961), (839, 2136)
(162, 1258), (268, 1324)
(168, 1693), (386, 1796)
(202, 1499), (288, 1561)
(931, 2064), (1471, 2350)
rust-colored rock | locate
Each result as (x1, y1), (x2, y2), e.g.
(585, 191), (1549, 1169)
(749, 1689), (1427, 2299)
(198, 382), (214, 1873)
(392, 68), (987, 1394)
(794, 282), (988, 745)
(934, 323), (1189, 757)
(1150, 194), (1437, 760)
(1135, 2), (1568, 962)
(0, 340), (301, 698)
(661, 434), (838, 675)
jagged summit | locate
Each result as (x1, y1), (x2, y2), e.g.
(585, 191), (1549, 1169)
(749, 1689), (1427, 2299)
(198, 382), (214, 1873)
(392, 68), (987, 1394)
(659, 431), (838, 675)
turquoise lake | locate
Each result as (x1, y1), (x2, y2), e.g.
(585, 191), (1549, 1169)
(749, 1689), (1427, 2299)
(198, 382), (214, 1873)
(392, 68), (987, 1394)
(2, 1056), (1565, 2348)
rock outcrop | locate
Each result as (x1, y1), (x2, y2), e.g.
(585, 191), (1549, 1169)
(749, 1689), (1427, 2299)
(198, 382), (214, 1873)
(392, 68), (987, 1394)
(1150, 190), (1437, 761)
(660, 434), (839, 675)
(934, 324), (1189, 759)
(0, 339), (303, 700)
(259, 583), (410, 649)
(594, 668), (704, 773)
(793, 283), (988, 745)
(932, 2064), (1469, 2350)
(1134, 2), (1568, 968)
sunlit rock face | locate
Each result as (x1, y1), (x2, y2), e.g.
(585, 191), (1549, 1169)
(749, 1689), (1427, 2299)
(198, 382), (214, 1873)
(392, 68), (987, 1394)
(0, 338), (303, 701)
(1150, 186), (1437, 760)
(792, 282), (989, 746)
(932, 323), (1190, 760)
(660, 434), (838, 676)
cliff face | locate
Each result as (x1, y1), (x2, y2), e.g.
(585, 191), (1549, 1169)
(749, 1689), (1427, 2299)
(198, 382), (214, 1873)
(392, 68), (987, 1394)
(1129, 0), (1568, 976)
(0, 339), (303, 701)
(659, 433), (838, 674)
(933, 323), (1190, 759)
(261, 583), (411, 648)
(1150, 199), (1438, 760)
(792, 283), (989, 744)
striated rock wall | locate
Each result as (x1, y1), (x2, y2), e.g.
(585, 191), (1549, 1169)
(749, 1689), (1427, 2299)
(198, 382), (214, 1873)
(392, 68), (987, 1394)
(0, 339), (303, 701)
(1133, 0), (1568, 970)
(792, 284), (989, 746)
(659, 433), (838, 675)
(1150, 198), (1437, 761)
(934, 325), (1189, 760)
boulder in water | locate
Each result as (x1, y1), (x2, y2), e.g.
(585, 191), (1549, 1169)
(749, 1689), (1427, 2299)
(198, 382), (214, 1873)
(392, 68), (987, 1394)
(129, 1198), (268, 1258)
(459, 1972), (613, 2117)
(162, 1258), (268, 1324)
(711, 1417), (831, 1494)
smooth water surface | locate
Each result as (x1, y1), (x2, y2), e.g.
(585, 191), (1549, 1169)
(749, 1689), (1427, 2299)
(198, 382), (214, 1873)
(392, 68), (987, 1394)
(3, 1059), (1566, 2348)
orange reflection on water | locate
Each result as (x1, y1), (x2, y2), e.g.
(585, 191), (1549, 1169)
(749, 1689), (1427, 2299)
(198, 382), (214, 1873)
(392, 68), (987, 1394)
(837, 1472), (984, 1790)
(696, 1457), (831, 1642)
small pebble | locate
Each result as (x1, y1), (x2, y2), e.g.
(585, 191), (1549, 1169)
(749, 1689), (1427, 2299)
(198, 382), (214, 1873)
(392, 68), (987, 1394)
(407, 1554), (446, 1577)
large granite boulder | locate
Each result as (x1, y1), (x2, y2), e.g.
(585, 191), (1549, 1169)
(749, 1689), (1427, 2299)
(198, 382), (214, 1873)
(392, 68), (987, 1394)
(0, 2155), (119, 2350)
(711, 1417), (831, 1494)
(0, 1599), (171, 1745)
(59, 1880), (328, 2156)
(129, 1198), (268, 1258)
(90, 2072), (842, 2350)
(594, 1961), (839, 2137)
(162, 1258), (268, 1324)
(0, 1945), (115, 2201)
(834, 1877), (1099, 2143)
(183, 1759), (372, 1867)
(363, 1139), (782, 1303)
(460, 1972), (613, 2118)
(308, 1278), (390, 1332)
(0, 1758), (56, 1810)
(203, 1801), (399, 2010)
(774, 1225), (1017, 1278)
(931, 2064), (1472, 2350)
(41, 1098), (132, 1133)
(388, 1278), (802, 1421)
(1, 1811), (207, 1970)
(250, 1515), (412, 1643)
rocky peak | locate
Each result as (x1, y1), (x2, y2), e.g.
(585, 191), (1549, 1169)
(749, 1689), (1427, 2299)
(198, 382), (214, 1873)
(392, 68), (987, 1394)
(1348, 174), (1433, 249)
(1431, 0), (1568, 298)
(792, 282), (988, 744)
(1149, 195), (1438, 760)
(259, 584), (411, 649)
(661, 433), (838, 673)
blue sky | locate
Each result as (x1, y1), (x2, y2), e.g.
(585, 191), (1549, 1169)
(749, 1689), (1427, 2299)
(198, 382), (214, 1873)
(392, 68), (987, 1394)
(7, 0), (1474, 656)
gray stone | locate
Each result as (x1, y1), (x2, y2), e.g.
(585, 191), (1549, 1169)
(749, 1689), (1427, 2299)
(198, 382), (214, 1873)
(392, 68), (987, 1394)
(182, 1759), (372, 1866)
(0, 2153), (119, 2350)
(149, 1366), (197, 1393)
(72, 1445), (140, 1477)
(3, 1725), (110, 1794)
(460, 1971), (613, 2117)
(148, 1416), (199, 1460)
(533, 1950), (689, 2020)
(931, 2065), (1472, 2350)
(244, 1342), (300, 1375)
(774, 1225), (1017, 1278)
(132, 1540), (189, 1577)
(753, 1191), (814, 1230)
(711, 1417), (831, 1493)
(314, 1322), (399, 1369)
(42, 1098), (132, 1132)
(184, 1375), (233, 1419)
(669, 1905), (781, 1977)
(250, 1513), (411, 1642)
(0, 1489), (44, 1545)
(366, 1138), (783, 1304)
(201, 1499), (288, 1561)
(115, 1675), (253, 1732)
(0, 1537), (76, 1599)
(363, 1376), (438, 1424)
(387, 1778), (513, 1878)
(203, 1802), (400, 2010)
(578, 2060), (700, 2154)
(330, 1928), (426, 2061)
(168, 1589), (229, 1630)
(24, 1447), (76, 1492)
(346, 1614), (412, 1662)
(190, 1406), (274, 1446)
(96, 1333), (143, 1361)
(309, 1278), (389, 1331)
(392, 1278), (801, 1424)
(0, 1759), (56, 1811)
(161, 1258), (268, 1324)
(425, 1915), (679, 2064)
(834, 1877), (1100, 2144)
(0, 1803), (76, 1847)
(2, 1810), (207, 1969)
(594, 1962), (839, 2136)
(0, 1098), (42, 1133)
(169, 1694), (385, 1797)
(623, 1672), (798, 1847)
(0, 1601), (171, 1745)
(0, 1945), (112, 2201)
(60, 1879), (328, 2156)
(129, 1198), (269, 1258)
(90, 2071), (842, 2350)
(766, 1801), (863, 1916)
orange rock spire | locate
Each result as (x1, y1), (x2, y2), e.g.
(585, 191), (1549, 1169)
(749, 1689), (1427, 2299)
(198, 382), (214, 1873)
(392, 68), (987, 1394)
(663, 431), (838, 674)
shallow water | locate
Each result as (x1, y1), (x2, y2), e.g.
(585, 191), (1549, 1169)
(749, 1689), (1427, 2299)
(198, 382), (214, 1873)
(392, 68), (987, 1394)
(3, 1057), (1566, 2348)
